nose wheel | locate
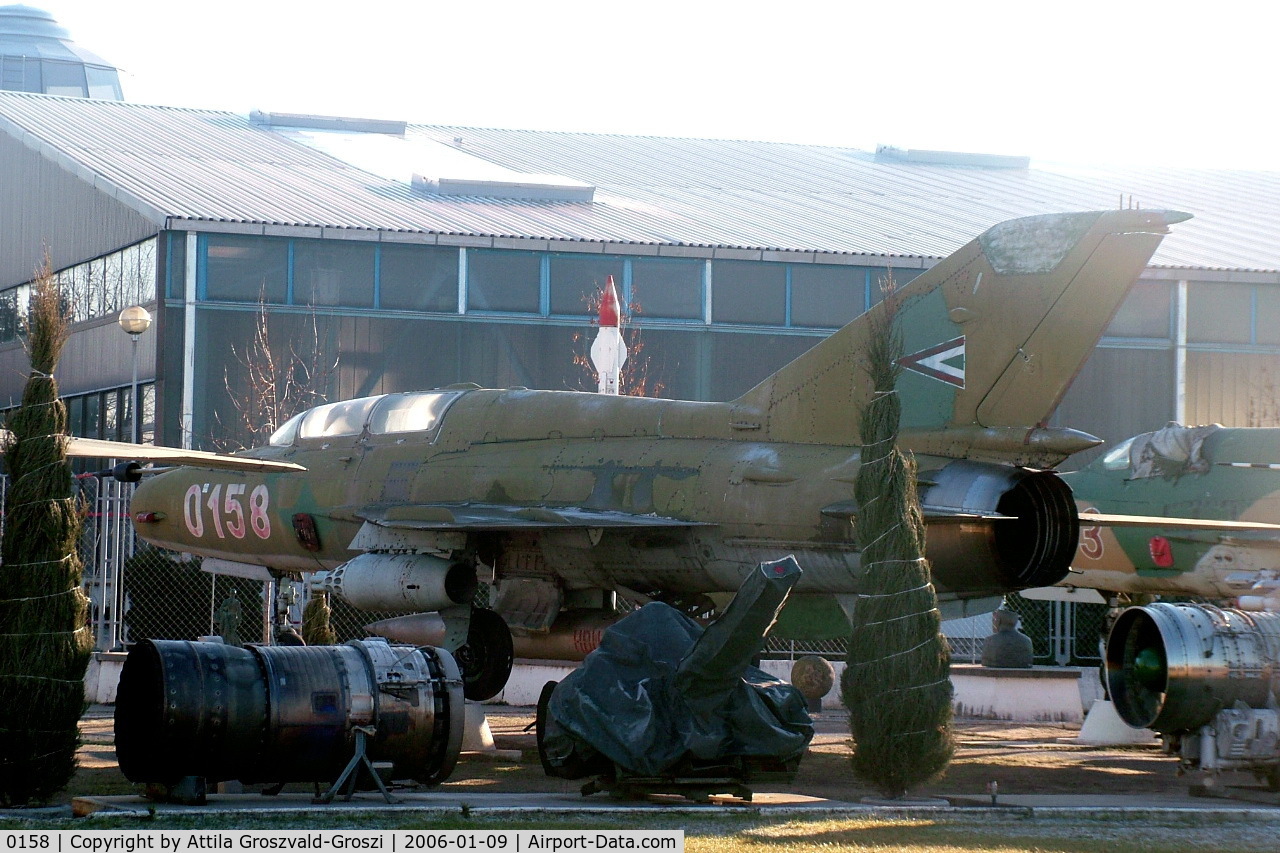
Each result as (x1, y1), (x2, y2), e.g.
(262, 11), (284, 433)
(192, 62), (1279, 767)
(455, 607), (514, 701)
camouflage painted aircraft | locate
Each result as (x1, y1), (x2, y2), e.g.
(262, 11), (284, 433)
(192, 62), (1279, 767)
(70, 209), (1204, 698)
(1050, 423), (1280, 609)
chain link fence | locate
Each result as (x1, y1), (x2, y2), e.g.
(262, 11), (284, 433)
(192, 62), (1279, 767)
(760, 598), (1109, 666)
(1005, 594), (1108, 667)
(118, 547), (410, 646)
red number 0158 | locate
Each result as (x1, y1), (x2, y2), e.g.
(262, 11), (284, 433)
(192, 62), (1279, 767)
(184, 483), (271, 540)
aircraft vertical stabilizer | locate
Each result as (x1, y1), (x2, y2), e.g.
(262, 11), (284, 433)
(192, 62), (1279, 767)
(730, 209), (1189, 449)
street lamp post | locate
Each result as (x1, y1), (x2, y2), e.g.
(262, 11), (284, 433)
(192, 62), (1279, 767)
(106, 305), (152, 651)
(118, 305), (152, 443)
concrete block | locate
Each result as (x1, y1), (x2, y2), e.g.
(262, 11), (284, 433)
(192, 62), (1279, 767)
(950, 664), (1084, 722)
(462, 701), (495, 751)
(483, 661), (578, 707)
(1077, 699), (1158, 745)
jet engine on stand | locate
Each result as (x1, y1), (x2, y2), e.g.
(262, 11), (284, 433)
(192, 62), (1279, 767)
(1106, 602), (1280, 790)
(115, 637), (465, 803)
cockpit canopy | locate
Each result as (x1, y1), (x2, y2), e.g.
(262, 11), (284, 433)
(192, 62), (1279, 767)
(268, 391), (462, 446)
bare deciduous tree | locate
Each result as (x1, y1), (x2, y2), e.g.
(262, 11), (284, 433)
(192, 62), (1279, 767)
(216, 294), (337, 450)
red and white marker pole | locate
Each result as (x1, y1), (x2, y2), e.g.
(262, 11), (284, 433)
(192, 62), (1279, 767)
(589, 275), (628, 395)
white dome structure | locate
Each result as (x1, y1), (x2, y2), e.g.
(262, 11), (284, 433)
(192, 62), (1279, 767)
(0, 4), (122, 99)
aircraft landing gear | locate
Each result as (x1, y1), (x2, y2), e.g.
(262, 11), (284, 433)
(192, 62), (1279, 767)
(442, 606), (514, 701)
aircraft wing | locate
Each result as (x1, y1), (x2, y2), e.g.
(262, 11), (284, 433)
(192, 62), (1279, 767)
(0, 429), (305, 474)
(824, 501), (1016, 524)
(1079, 512), (1280, 533)
(828, 504), (1280, 534)
(356, 502), (709, 531)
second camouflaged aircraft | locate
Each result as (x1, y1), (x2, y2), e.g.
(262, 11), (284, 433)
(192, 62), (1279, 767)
(1061, 422), (1280, 609)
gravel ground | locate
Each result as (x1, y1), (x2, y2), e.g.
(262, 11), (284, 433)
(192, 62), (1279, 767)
(3, 703), (1279, 852)
(58, 704), (1246, 802)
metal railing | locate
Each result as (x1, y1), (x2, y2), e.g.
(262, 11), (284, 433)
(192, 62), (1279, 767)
(79, 475), (137, 650)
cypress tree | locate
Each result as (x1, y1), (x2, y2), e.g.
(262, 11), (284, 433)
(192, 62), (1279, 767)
(0, 258), (90, 805)
(841, 284), (954, 799)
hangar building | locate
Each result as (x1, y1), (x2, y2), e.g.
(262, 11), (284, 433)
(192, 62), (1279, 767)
(3, 90), (1280, 460)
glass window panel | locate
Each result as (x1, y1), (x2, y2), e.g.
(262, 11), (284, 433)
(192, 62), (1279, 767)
(0, 290), (18, 343)
(549, 255), (623, 316)
(467, 250), (541, 313)
(103, 391), (119, 442)
(205, 234), (288, 303)
(369, 392), (461, 434)
(293, 239), (375, 307)
(709, 331), (823, 400)
(141, 383), (156, 445)
(64, 263), (84, 315)
(269, 411), (306, 447)
(631, 258), (702, 320)
(40, 60), (86, 97)
(15, 284), (29, 328)
(1255, 286), (1280, 346)
(67, 395), (84, 438)
(84, 258), (106, 322)
(121, 383), (134, 443)
(166, 233), (187, 299)
(712, 260), (785, 325)
(85, 65), (123, 100)
(621, 328), (699, 399)
(866, 267), (922, 306)
(0, 57), (24, 91)
(379, 244), (458, 312)
(118, 243), (140, 307)
(299, 396), (380, 439)
(19, 58), (41, 93)
(103, 250), (124, 317)
(137, 239), (158, 303)
(457, 322), (588, 390)
(1188, 282), (1252, 344)
(71, 261), (89, 324)
(791, 264), (865, 328)
(1108, 280), (1172, 338)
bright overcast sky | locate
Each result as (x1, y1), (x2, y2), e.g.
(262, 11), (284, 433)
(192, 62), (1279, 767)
(35, 1), (1280, 171)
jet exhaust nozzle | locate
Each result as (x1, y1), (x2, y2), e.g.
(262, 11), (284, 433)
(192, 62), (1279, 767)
(922, 460), (1079, 595)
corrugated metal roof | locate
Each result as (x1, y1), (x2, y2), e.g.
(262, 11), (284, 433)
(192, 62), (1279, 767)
(4, 90), (1280, 272)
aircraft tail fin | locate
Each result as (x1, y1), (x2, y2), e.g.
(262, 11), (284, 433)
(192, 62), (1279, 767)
(729, 209), (1189, 452)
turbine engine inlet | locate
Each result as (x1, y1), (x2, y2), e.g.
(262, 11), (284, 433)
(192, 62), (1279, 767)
(1106, 602), (1280, 787)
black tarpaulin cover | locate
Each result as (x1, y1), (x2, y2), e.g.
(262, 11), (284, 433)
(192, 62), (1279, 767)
(540, 557), (814, 778)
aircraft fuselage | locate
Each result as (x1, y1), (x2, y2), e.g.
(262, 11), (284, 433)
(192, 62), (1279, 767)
(131, 388), (1065, 603)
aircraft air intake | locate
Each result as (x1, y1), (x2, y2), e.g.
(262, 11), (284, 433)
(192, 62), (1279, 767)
(921, 460), (1078, 596)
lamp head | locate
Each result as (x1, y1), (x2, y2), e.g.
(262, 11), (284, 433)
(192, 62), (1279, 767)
(118, 305), (152, 336)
